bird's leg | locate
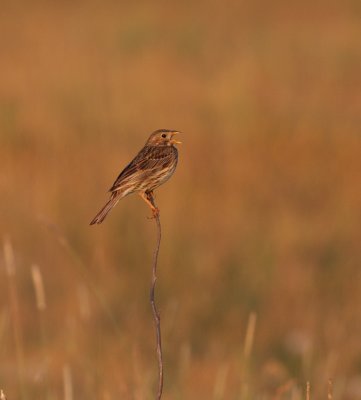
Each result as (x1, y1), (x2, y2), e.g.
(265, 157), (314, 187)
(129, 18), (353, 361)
(139, 191), (159, 218)
(146, 191), (160, 218)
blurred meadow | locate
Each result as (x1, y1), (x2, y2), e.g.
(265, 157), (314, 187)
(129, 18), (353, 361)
(1, 0), (361, 398)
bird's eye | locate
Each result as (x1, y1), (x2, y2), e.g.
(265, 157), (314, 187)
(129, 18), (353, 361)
(161, 133), (166, 138)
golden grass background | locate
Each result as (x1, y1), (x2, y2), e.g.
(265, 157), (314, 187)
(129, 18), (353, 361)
(1, 0), (360, 398)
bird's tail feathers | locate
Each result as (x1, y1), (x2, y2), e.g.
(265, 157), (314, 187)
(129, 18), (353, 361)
(90, 194), (121, 225)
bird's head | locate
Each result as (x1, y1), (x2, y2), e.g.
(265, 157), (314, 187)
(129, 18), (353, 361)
(146, 129), (182, 146)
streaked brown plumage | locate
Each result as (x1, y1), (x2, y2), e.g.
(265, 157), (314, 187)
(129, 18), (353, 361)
(90, 129), (181, 225)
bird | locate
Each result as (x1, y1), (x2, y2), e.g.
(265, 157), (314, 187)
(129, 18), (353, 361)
(90, 129), (181, 225)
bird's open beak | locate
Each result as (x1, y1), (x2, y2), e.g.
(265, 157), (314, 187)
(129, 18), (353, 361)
(171, 131), (182, 144)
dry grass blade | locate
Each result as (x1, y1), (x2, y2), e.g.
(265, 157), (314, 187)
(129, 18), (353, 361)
(213, 364), (229, 400)
(328, 380), (333, 400)
(3, 237), (25, 398)
(63, 364), (73, 400)
(31, 264), (47, 311)
(244, 312), (257, 359)
(3, 237), (16, 276)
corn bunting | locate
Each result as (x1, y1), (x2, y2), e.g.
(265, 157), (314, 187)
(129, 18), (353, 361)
(90, 129), (181, 225)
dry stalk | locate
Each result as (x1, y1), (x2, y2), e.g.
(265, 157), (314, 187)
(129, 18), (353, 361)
(31, 265), (47, 311)
(63, 364), (73, 400)
(31, 264), (50, 396)
(243, 312), (257, 359)
(327, 380), (333, 400)
(147, 193), (163, 400)
(3, 237), (26, 399)
(213, 363), (229, 400)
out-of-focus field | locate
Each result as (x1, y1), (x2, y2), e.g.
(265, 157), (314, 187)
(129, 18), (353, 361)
(0, 0), (360, 399)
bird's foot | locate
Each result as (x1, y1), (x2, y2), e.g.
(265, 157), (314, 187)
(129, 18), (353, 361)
(147, 207), (160, 220)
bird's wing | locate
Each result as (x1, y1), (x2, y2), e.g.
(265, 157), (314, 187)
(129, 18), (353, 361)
(109, 146), (175, 192)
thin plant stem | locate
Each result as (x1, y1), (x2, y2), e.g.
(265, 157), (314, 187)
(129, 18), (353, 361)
(147, 193), (163, 400)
